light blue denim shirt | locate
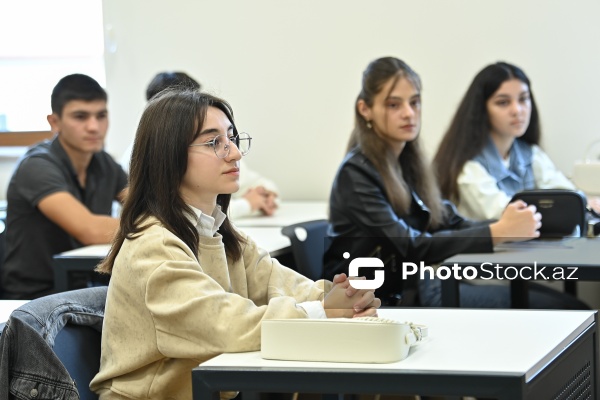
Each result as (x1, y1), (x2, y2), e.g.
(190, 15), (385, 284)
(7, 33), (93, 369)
(0, 286), (106, 399)
(471, 137), (535, 198)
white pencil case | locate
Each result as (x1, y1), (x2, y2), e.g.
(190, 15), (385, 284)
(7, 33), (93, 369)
(261, 317), (427, 363)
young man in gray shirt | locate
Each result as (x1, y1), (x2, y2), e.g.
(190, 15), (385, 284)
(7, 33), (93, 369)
(1, 74), (128, 299)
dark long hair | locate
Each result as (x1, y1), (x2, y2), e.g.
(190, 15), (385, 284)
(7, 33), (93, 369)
(433, 61), (541, 202)
(348, 56), (445, 227)
(98, 90), (244, 273)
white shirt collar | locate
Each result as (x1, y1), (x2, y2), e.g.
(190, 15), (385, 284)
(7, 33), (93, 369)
(186, 204), (227, 237)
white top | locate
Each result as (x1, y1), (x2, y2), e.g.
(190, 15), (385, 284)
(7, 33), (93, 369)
(229, 159), (280, 220)
(186, 204), (227, 237)
(200, 308), (595, 382)
(457, 145), (575, 220)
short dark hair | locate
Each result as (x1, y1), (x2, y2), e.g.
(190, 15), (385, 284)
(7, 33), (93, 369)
(51, 74), (107, 116)
(145, 72), (201, 101)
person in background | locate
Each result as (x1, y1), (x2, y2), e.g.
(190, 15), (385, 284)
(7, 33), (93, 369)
(91, 89), (380, 399)
(323, 56), (587, 309)
(120, 71), (279, 218)
(1, 74), (127, 299)
(144, 71), (201, 101)
(433, 61), (600, 221)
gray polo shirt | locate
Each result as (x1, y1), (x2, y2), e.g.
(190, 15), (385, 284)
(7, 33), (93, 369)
(1, 137), (128, 299)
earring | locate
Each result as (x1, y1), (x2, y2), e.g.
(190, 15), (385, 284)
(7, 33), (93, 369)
(366, 121), (372, 129)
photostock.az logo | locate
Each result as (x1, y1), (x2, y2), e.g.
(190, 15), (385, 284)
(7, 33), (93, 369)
(345, 252), (385, 290)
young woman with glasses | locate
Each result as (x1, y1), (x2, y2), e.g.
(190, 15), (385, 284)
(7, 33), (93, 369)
(323, 56), (587, 309)
(91, 89), (381, 400)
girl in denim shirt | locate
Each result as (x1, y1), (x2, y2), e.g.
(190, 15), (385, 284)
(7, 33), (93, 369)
(434, 62), (600, 220)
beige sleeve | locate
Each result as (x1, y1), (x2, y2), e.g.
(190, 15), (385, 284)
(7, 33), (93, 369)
(240, 232), (330, 305)
(144, 233), (327, 360)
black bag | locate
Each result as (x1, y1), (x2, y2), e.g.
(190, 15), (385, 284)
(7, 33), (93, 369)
(510, 189), (587, 238)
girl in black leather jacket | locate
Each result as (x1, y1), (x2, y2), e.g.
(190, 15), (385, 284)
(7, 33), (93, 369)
(323, 56), (587, 309)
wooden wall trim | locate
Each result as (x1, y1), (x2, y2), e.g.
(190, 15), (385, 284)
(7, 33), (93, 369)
(0, 131), (54, 147)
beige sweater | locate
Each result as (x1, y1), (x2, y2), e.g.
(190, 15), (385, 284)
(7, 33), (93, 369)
(90, 217), (328, 399)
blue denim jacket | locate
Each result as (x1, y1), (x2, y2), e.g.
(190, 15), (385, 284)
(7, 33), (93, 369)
(0, 286), (107, 399)
(472, 137), (535, 198)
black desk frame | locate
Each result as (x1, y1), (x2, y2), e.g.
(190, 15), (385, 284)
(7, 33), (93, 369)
(439, 265), (535, 309)
(440, 263), (600, 309)
(192, 318), (599, 400)
(53, 254), (106, 293)
(440, 238), (600, 308)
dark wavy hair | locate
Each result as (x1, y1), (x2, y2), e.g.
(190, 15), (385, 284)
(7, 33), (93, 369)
(433, 62), (541, 202)
(98, 90), (244, 273)
(347, 56), (446, 227)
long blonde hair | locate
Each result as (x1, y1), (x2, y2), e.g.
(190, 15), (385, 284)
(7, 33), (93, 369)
(348, 57), (446, 227)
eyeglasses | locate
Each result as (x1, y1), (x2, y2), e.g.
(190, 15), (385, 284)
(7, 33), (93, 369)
(188, 132), (252, 158)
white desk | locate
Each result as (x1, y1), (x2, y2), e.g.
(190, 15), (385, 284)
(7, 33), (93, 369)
(55, 227), (290, 259)
(53, 200), (328, 291)
(0, 300), (28, 323)
(193, 308), (598, 399)
(53, 227), (292, 292)
(56, 244), (111, 258)
(240, 227), (291, 257)
(232, 200), (328, 228)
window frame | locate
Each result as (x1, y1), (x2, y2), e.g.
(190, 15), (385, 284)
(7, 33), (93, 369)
(0, 0), (105, 144)
(0, 131), (54, 147)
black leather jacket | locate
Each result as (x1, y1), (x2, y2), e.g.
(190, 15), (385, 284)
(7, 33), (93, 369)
(323, 148), (494, 305)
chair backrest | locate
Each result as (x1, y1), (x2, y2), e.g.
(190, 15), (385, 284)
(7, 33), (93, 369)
(1, 287), (106, 400)
(281, 219), (330, 280)
(53, 324), (101, 400)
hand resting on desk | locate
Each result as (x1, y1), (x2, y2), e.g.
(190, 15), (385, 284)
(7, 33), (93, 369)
(490, 200), (542, 245)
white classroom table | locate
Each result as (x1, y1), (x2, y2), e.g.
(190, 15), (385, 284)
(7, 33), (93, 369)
(55, 199), (328, 261)
(0, 300), (29, 323)
(53, 199), (330, 292)
(193, 308), (598, 399)
(55, 227), (291, 259)
(231, 200), (328, 228)
(53, 227), (293, 292)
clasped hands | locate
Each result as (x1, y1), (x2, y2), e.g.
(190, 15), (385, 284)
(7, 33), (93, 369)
(322, 273), (382, 319)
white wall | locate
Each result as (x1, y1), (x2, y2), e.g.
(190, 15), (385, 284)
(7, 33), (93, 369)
(0, 0), (598, 306)
(101, 0), (600, 201)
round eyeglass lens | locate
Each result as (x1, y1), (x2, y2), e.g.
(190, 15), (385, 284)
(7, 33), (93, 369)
(237, 132), (252, 155)
(214, 135), (230, 158)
